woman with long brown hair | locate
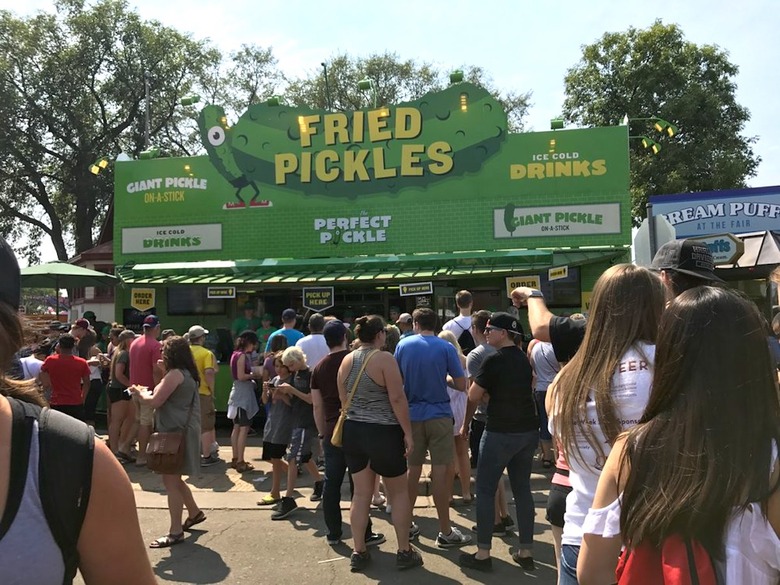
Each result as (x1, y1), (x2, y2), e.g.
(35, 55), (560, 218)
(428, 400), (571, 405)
(0, 236), (155, 583)
(132, 335), (205, 547)
(547, 264), (666, 585)
(578, 286), (780, 585)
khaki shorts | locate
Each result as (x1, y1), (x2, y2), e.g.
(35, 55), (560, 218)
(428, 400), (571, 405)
(199, 393), (216, 432)
(408, 417), (454, 466)
(134, 395), (154, 426)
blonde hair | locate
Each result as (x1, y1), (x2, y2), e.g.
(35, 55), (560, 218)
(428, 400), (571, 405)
(281, 346), (307, 369)
(438, 329), (464, 356)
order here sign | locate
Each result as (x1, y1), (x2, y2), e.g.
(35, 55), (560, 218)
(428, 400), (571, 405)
(130, 288), (155, 312)
(505, 276), (541, 298)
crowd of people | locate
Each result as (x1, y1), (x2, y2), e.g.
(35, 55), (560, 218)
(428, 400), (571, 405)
(1, 233), (779, 584)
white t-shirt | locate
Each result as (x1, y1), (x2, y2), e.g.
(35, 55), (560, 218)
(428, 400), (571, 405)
(295, 334), (329, 369)
(443, 315), (472, 338)
(550, 341), (656, 547)
(19, 356), (43, 381)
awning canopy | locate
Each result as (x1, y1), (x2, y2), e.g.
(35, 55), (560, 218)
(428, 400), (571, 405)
(115, 248), (627, 286)
(716, 231), (780, 280)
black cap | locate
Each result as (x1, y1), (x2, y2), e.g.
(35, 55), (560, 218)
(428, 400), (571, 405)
(651, 239), (724, 283)
(487, 312), (524, 336)
(282, 308), (297, 321)
(0, 236), (20, 310)
(323, 320), (347, 348)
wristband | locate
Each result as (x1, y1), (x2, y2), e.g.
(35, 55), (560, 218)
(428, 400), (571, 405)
(528, 289), (544, 298)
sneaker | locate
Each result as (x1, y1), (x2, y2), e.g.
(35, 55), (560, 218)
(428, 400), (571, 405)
(365, 532), (386, 547)
(459, 552), (493, 572)
(512, 552), (536, 571)
(326, 534), (341, 545)
(501, 515), (515, 528)
(472, 522), (507, 536)
(310, 480), (324, 502)
(270, 497), (298, 520)
(409, 523), (420, 539)
(436, 526), (472, 548)
(396, 545), (424, 570)
(200, 454), (221, 467)
(350, 550), (371, 572)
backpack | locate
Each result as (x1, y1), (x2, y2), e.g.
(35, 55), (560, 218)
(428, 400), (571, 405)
(8, 397), (95, 585)
(616, 535), (719, 585)
(452, 319), (476, 355)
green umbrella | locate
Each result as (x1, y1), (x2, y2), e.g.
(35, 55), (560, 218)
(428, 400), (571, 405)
(20, 261), (118, 315)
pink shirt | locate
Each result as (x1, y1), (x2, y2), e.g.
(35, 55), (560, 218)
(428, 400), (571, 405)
(128, 334), (161, 388)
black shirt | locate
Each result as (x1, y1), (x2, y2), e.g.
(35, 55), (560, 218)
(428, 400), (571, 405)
(549, 316), (586, 363)
(291, 369), (316, 429)
(475, 345), (538, 433)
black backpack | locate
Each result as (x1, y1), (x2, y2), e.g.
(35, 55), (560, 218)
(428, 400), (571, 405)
(452, 320), (476, 355)
(7, 397), (94, 585)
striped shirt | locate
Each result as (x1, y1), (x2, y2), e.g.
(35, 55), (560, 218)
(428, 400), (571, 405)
(344, 348), (398, 426)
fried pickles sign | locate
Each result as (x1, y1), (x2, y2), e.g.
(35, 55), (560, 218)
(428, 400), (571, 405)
(197, 83), (505, 199)
(115, 85), (630, 262)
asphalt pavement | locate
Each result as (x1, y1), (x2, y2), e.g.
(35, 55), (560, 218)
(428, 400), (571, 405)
(77, 434), (559, 585)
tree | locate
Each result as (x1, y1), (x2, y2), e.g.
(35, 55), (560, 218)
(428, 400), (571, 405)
(284, 53), (531, 132)
(561, 20), (760, 221)
(0, 0), (222, 262)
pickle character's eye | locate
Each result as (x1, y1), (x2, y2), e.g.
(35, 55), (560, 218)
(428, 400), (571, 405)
(208, 126), (226, 146)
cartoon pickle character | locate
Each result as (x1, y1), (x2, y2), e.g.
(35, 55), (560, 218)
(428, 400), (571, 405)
(503, 203), (520, 235)
(197, 105), (271, 210)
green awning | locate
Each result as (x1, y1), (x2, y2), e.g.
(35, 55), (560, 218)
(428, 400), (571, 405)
(115, 248), (627, 286)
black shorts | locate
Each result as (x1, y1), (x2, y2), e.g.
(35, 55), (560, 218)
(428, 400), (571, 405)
(107, 385), (132, 404)
(546, 482), (573, 528)
(341, 419), (406, 478)
(232, 407), (251, 427)
(51, 404), (85, 422)
(262, 441), (287, 461)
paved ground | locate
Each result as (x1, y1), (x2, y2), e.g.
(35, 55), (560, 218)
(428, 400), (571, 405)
(78, 434), (559, 584)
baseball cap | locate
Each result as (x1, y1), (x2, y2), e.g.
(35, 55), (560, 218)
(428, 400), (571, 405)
(0, 235), (20, 310)
(142, 314), (161, 328)
(487, 312), (524, 336)
(323, 320), (347, 347)
(262, 313), (272, 321)
(188, 325), (209, 338)
(117, 329), (136, 342)
(83, 310), (96, 320)
(49, 320), (66, 331)
(282, 308), (297, 321)
(243, 302), (255, 310)
(74, 318), (90, 330)
(651, 239), (724, 283)
(397, 312), (413, 324)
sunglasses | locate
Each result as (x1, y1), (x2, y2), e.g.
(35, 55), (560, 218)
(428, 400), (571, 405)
(484, 326), (503, 334)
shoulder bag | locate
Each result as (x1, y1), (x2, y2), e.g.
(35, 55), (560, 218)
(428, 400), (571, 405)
(146, 389), (196, 474)
(331, 349), (378, 448)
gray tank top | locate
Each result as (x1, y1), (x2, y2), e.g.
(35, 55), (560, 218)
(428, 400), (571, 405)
(345, 348), (399, 425)
(0, 421), (66, 584)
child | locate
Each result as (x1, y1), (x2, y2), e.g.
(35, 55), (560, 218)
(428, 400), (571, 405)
(257, 352), (294, 506)
(227, 330), (261, 472)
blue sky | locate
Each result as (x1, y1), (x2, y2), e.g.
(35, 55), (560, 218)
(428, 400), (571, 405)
(5, 0), (779, 261)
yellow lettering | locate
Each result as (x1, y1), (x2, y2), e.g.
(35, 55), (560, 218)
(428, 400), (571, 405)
(367, 109), (392, 142)
(323, 113), (349, 146)
(510, 164), (527, 179)
(427, 141), (454, 175)
(591, 159), (607, 176)
(527, 163), (545, 179)
(554, 161), (571, 177)
(373, 147), (397, 179)
(300, 151), (312, 183)
(395, 107), (422, 140)
(352, 110), (364, 143)
(275, 153), (298, 184)
(343, 149), (370, 182)
(573, 160), (591, 177)
(400, 144), (426, 176)
(315, 150), (339, 182)
(299, 115), (320, 148)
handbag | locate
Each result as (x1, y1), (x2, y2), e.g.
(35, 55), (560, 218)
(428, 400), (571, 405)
(146, 391), (196, 474)
(331, 349), (378, 448)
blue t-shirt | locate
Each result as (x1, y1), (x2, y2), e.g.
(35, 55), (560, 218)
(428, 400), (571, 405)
(265, 328), (304, 352)
(394, 333), (465, 422)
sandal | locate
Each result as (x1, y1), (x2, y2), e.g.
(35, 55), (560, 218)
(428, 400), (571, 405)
(182, 511), (206, 531)
(257, 494), (281, 506)
(542, 459), (553, 469)
(235, 461), (255, 473)
(150, 532), (185, 548)
(371, 494), (386, 508)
